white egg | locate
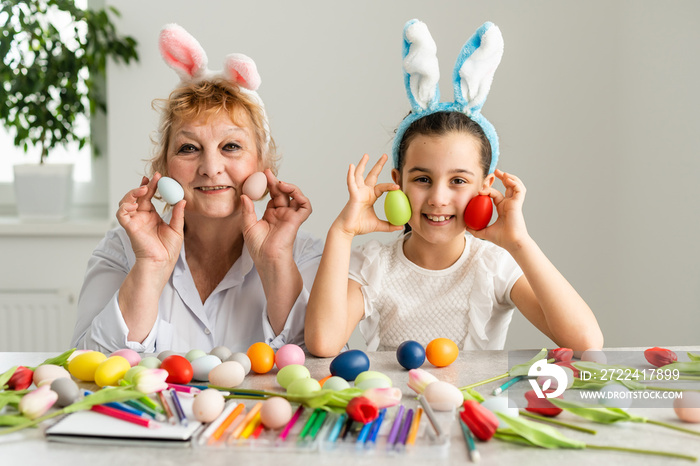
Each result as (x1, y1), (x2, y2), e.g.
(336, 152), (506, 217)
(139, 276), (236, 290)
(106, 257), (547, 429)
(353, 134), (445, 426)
(674, 391), (700, 423)
(208, 361), (245, 388)
(242, 172), (267, 200)
(157, 176), (184, 205)
(481, 396), (520, 428)
(191, 355), (222, 382)
(423, 381), (463, 411)
(33, 364), (71, 387)
(192, 389), (225, 423)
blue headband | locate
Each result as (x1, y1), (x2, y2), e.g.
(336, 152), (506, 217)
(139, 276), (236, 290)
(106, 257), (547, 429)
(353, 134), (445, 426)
(391, 20), (504, 174)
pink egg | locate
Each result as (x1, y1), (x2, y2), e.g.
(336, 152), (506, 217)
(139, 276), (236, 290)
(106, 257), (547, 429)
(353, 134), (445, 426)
(674, 391), (700, 423)
(110, 348), (141, 367)
(242, 172), (267, 201)
(274, 344), (305, 369)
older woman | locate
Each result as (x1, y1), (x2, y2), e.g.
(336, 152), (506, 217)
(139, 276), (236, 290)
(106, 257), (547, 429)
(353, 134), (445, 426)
(72, 24), (322, 353)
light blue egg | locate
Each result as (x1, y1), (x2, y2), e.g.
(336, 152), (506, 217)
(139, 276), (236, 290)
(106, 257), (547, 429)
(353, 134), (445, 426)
(322, 376), (350, 391)
(191, 354), (222, 381)
(158, 177), (184, 205)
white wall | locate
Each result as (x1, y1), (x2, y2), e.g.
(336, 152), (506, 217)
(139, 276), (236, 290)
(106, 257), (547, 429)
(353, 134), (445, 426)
(104, 0), (700, 350)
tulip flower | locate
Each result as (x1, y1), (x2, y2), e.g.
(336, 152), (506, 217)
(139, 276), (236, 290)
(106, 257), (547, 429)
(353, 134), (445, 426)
(346, 396), (379, 424)
(133, 368), (168, 394)
(460, 400), (499, 441)
(644, 347), (678, 368)
(7, 366), (34, 391)
(18, 385), (58, 420)
(362, 387), (402, 409)
(407, 368), (439, 394)
(524, 389), (563, 417)
(547, 348), (573, 363)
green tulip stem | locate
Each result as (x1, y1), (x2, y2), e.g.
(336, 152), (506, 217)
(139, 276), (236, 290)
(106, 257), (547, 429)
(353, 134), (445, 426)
(586, 444), (697, 462)
(460, 373), (509, 390)
(519, 410), (597, 434)
(0, 409), (64, 436)
(646, 419), (700, 437)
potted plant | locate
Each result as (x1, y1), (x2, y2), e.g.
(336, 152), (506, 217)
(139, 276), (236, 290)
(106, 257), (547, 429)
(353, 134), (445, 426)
(0, 0), (139, 220)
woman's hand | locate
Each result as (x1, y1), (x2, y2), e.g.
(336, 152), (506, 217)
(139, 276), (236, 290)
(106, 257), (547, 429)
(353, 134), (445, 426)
(470, 169), (530, 252)
(334, 154), (404, 238)
(116, 173), (186, 268)
(241, 169), (312, 261)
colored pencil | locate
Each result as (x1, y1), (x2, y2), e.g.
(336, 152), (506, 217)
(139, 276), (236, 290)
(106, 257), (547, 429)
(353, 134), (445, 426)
(124, 399), (166, 421)
(492, 375), (523, 396)
(91, 403), (158, 429)
(417, 394), (443, 438)
(406, 407), (422, 446)
(208, 402), (245, 443)
(278, 405), (304, 442)
(396, 408), (414, 449)
(168, 382), (200, 394)
(386, 405), (405, 447)
(459, 418), (480, 462)
(138, 395), (161, 412)
(366, 408), (387, 447)
(299, 408), (320, 440)
(229, 401), (262, 440)
(309, 409), (328, 440)
(327, 413), (346, 443)
(157, 390), (176, 425)
(241, 412), (261, 439)
(340, 414), (354, 440)
(251, 419), (265, 439)
(355, 421), (373, 447)
(104, 401), (150, 419)
(169, 389), (188, 426)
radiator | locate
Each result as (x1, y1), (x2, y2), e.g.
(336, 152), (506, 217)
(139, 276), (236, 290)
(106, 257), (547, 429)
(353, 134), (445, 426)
(0, 290), (76, 352)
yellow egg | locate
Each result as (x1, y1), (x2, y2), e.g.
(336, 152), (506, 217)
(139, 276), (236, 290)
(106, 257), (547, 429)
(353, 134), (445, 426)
(94, 356), (131, 387)
(68, 351), (107, 382)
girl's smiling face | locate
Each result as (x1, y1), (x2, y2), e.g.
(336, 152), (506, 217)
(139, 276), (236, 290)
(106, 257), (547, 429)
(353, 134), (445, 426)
(394, 131), (494, 245)
(167, 111), (260, 219)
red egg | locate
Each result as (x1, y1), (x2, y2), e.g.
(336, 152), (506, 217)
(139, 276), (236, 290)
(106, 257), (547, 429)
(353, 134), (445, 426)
(160, 355), (193, 384)
(464, 195), (493, 230)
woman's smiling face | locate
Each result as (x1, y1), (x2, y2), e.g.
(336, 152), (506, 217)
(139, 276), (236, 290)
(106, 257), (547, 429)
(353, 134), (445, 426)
(395, 131), (493, 244)
(167, 110), (260, 219)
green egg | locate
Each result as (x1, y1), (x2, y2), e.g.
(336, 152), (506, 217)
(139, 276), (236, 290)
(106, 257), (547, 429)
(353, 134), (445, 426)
(138, 356), (162, 369)
(384, 190), (412, 226)
(286, 377), (322, 397)
(276, 364), (311, 389)
(323, 376), (350, 391)
(186, 349), (207, 362)
(356, 377), (392, 390)
(354, 370), (392, 387)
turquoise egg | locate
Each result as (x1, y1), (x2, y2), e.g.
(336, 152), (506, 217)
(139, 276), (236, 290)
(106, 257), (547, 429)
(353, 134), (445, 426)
(157, 177), (184, 205)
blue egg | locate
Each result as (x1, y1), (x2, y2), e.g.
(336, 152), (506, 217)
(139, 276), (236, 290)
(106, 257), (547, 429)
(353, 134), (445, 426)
(396, 340), (426, 370)
(157, 176), (184, 205)
(329, 349), (370, 381)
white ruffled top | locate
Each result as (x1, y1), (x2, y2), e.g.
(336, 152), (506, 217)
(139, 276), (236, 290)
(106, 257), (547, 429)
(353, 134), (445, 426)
(349, 232), (523, 351)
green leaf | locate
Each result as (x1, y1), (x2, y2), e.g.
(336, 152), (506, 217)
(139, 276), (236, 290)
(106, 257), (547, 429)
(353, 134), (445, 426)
(0, 414), (30, 427)
(509, 348), (548, 377)
(662, 361), (700, 373)
(0, 366), (18, 388)
(62, 386), (145, 414)
(461, 387), (485, 402)
(0, 392), (24, 410)
(28, 348), (76, 370)
(548, 398), (646, 424)
(688, 352), (700, 362)
(496, 412), (586, 449)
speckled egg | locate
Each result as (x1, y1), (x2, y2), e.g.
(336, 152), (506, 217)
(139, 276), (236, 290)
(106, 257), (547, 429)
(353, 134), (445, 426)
(192, 389), (226, 423)
(191, 355), (222, 382)
(208, 361), (245, 388)
(259, 397), (293, 429)
(274, 344), (305, 369)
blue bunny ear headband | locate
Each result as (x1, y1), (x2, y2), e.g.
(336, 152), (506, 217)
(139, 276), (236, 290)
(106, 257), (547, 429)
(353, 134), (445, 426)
(392, 19), (504, 174)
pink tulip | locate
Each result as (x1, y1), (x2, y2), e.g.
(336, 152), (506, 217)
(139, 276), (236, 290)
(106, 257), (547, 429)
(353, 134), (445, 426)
(19, 385), (58, 420)
(133, 368), (168, 394)
(407, 368), (439, 394)
(362, 387), (402, 408)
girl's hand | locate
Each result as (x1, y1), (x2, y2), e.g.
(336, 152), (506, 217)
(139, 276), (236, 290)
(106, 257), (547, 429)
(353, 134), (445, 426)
(116, 173), (185, 267)
(335, 154), (404, 237)
(469, 169), (530, 251)
(241, 169), (312, 261)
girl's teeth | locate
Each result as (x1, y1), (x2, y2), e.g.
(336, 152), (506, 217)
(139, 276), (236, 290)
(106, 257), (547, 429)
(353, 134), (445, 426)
(427, 215), (450, 222)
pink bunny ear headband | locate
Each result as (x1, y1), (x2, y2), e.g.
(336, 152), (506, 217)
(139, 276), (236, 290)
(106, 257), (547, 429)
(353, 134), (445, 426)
(158, 23), (271, 152)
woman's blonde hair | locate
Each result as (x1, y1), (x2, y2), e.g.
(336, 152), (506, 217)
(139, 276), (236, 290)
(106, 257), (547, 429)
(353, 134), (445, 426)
(148, 78), (278, 178)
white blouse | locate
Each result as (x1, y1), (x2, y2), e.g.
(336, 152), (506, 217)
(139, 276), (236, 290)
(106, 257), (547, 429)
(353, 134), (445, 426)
(348, 232), (522, 351)
(72, 225), (324, 354)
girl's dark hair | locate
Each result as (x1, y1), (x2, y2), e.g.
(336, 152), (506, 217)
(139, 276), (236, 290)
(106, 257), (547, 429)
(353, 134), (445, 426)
(396, 111), (492, 175)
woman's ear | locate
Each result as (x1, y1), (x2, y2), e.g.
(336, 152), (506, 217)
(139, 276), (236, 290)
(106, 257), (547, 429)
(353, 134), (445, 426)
(479, 173), (495, 195)
(391, 168), (402, 186)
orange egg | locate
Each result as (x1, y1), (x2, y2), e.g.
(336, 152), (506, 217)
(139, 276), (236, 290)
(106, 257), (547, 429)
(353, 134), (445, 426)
(425, 338), (459, 367)
(318, 374), (332, 387)
(246, 342), (275, 374)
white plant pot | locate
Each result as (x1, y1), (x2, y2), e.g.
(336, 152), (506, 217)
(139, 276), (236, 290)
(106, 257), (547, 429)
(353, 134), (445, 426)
(13, 163), (74, 221)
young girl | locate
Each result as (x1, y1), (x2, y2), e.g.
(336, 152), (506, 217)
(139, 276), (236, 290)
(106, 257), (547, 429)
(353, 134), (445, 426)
(305, 20), (603, 356)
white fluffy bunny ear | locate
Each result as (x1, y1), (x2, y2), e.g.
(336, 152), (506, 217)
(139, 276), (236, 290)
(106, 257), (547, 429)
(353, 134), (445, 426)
(402, 19), (440, 111)
(223, 53), (262, 91)
(159, 23), (208, 81)
(452, 22), (504, 115)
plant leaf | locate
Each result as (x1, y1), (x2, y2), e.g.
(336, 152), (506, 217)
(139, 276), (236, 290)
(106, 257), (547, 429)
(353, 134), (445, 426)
(0, 366), (18, 388)
(461, 387), (485, 402)
(62, 386), (144, 414)
(688, 352), (700, 362)
(662, 361), (700, 373)
(496, 413), (586, 449)
(548, 398), (646, 424)
(28, 348), (76, 370)
(509, 348), (548, 377)
(0, 414), (30, 427)
(0, 392), (24, 410)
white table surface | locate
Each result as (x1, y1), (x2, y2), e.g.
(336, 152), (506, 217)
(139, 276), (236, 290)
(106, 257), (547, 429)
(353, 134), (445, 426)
(2, 348), (699, 466)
